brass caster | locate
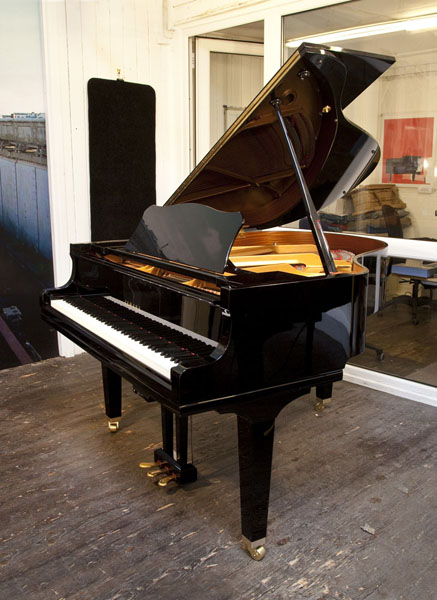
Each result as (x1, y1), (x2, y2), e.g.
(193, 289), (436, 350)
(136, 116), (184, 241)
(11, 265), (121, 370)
(314, 401), (324, 412)
(108, 421), (120, 432)
(247, 545), (266, 561)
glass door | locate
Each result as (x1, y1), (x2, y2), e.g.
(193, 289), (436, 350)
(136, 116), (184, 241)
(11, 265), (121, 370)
(282, 0), (437, 398)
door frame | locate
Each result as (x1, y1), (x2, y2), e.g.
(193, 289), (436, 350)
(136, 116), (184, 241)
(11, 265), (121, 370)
(194, 37), (264, 164)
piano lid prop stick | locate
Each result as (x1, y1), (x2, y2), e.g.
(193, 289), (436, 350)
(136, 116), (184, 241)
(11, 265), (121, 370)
(270, 98), (337, 276)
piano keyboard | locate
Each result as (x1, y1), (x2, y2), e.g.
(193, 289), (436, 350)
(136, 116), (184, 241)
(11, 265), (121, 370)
(50, 295), (217, 380)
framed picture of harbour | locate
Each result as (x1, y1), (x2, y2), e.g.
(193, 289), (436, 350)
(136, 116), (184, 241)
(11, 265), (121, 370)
(381, 116), (434, 186)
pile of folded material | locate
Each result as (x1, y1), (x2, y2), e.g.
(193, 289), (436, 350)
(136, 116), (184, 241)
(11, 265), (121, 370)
(342, 184), (410, 233)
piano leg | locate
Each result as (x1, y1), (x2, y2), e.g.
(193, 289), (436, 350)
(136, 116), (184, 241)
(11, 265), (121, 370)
(154, 408), (197, 485)
(176, 414), (189, 465)
(238, 415), (275, 561)
(101, 364), (122, 431)
(314, 381), (333, 412)
(161, 406), (174, 456)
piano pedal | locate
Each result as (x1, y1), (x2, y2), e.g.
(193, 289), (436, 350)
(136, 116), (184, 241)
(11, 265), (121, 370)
(154, 448), (198, 485)
(139, 461), (159, 469)
(108, 420), (120, 432)
(157, 474), (177, 487)
(147, 468), (168, 478)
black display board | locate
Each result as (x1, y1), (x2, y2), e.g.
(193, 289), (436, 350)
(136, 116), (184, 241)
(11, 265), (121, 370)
(88, 78), (156, 241)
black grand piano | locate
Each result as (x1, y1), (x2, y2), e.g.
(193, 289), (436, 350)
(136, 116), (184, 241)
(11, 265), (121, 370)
(41, 44), (393, 560)
(386, 155), (422, 181)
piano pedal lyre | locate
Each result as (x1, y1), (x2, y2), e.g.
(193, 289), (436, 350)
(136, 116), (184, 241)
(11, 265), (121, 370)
(139, 460), (175, 485)
(108, 420), (120, 432)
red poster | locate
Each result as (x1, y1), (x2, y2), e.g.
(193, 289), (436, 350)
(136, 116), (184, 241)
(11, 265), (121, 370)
(382, 117), (434, 185)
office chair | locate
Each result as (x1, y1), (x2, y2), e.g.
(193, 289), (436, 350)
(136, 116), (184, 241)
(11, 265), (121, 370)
(381, 204), (404, 238)
(381, 204), (437, 324)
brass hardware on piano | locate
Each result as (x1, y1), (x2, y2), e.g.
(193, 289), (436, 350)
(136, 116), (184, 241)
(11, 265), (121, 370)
(147, 468), (168, 478)
(41, 43), (394, 559)
(140, 455), (193, 487)
(158, 474), (177, 487)
(107, 420), (120, 432)
(242, 538), (267, 561)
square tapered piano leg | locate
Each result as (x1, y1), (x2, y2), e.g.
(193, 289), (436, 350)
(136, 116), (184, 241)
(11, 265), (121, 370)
(102, 364), (122, 431)
(238, 415), (275, 560)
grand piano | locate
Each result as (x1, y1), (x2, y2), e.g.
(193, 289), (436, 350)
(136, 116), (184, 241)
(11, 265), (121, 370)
(41, 44), (393, 560)
(386, 155), (422, 181)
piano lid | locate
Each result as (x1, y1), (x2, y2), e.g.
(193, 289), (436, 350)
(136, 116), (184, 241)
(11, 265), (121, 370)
(164, 43), (395, 229)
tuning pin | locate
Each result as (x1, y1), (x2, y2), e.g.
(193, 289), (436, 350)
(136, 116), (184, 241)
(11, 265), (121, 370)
(158, 474), (177, 487)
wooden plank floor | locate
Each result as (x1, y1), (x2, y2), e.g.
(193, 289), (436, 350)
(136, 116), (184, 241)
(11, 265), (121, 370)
(1, 354), (436, 600)
(350, 302), (437, 386)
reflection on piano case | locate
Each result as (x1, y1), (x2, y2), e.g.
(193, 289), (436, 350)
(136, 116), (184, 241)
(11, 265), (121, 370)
(41, 43), (393, 560)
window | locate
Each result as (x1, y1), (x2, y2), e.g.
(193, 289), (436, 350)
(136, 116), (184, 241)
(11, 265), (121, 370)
(282, 1), (437, 391)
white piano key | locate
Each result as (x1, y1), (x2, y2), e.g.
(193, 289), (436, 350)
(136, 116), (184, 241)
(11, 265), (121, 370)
(51, 298), (178, 380)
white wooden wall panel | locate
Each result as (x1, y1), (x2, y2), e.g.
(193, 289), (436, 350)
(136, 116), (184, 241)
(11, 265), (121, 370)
(263, 13), (282, 83)
(41, 1), (76, 282)
(41, 0), (191, 356)
(65, 1), (90, 245)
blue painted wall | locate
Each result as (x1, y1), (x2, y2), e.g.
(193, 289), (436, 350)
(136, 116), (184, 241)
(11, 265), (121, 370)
(0, 156), (52, 260)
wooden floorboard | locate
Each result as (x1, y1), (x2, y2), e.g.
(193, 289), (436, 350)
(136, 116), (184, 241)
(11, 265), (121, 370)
(350, 302), (437, 386)
(0, 354), (436, 600)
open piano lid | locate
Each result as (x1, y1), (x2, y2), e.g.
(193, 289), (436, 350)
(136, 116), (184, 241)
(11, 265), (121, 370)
(126, 43), (394, 272)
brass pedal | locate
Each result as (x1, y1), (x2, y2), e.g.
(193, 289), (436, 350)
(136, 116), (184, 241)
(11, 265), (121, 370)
(147, 468), (168, 478)
(158, 474), (177, 487)
(139, 462), (159, 469)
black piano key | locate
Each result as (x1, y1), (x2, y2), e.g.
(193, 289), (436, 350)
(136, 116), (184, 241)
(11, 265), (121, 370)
(68, 295), (213, 360)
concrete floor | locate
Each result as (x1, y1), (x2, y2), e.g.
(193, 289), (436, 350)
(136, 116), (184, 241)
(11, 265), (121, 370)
(0, 353), (436, 600)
